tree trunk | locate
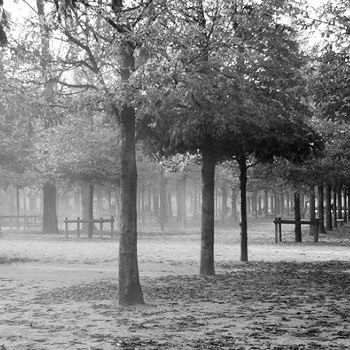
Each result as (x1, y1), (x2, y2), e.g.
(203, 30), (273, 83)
(221, 186), (228, 220)
(42, 182), (59, 234)
(264, 189), (269, 217)
(294, 191), (302, 242)
(318, 184), (326, 234)
(252, 191), (258, 219)
(325, 183), (332, 231)
(309, 185), (316, 236)
(159, 169), (167, 231)
(81, 182), (94, 238)
(238, 155), (248, 262)
(117, 41), (143, 305)
(231, 189), (238, 222)
(176, 180), (182, 224)
(333, 189), (337, 229)
(337, 187), (343, 220)
(16, 185), (20, 231)
(343, 188), (347, 223)
(347, 186), (350, 222)
(200, 142), (216, 275)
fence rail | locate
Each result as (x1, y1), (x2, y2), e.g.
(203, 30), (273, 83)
(273, 217), (319, 243)
(64, 216), (115, 239)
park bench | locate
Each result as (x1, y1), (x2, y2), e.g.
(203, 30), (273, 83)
(273, 217), (319, 243)
(64, 216), (115, 239)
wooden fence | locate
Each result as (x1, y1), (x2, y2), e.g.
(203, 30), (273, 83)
(0, 215), (42, 232)
(64, 217), (115, 238)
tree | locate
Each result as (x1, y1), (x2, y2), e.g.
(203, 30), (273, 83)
(137, 0), (322, 264)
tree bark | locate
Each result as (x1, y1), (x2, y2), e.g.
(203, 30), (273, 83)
(200, 142), (216, 275)
(117, 41), (143, 305)
(42, 182), (59, 234)
(325, 183), (332, 231)
(294, 191), (302, 242)
(318, 184), (326, 234)
(238, 155), (248, 262)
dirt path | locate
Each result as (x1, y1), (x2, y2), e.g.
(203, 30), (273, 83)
(0, 229), (349, 349)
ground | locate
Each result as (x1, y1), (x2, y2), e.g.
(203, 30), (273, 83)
(0, 221), (349, 349)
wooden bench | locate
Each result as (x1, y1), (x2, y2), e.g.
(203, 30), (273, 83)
(273, 217), (319, 243)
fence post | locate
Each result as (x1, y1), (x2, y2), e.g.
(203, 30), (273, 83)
(278, 217), (282, 242)
(100, 217), (103, 239)
(274, 218), (278, 243)
(65, 217), (68, 238)
(77, 217), (80, 238)
(111, 216), (114, 239)
(314, 219), (319, 243)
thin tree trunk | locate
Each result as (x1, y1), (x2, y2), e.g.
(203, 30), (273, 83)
(343, 188), (347, 223)
(238, 155), (248, 262)
(294, 191), (302, 242)
(347, 186), (350, 222)
(309, 185), (316, 236)
(159, 169), (167, 231)
(318, 184), (326, 234)
(221, 186), (228, 220)
(333, 189), (337, 229)
(231, 189), (238, 222)
(264, 189), (269, 217)
(117, 41), (143, 305)
(16, 185), (20, 231)
(42, 182), (59, 234)
(200, 142), (216, 275)
(81, 182), (94, 238)
(337, 187), (343, 220)
(325, 183), (332, 231)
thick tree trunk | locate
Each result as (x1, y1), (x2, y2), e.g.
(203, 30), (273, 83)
(200, 143), (216, 275)
(309, 185), (316, 236)
(42, 182), (59, 234)
(117, 41), (143, 306)
(238, 155), (248, 262)
(318, 184), (326, 234)
(325, 183), (332, 231)
(81, 182), (94, 238)
(294, 191), (302, 242)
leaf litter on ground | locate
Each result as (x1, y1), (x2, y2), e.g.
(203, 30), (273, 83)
(21, 260), (349, 350)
